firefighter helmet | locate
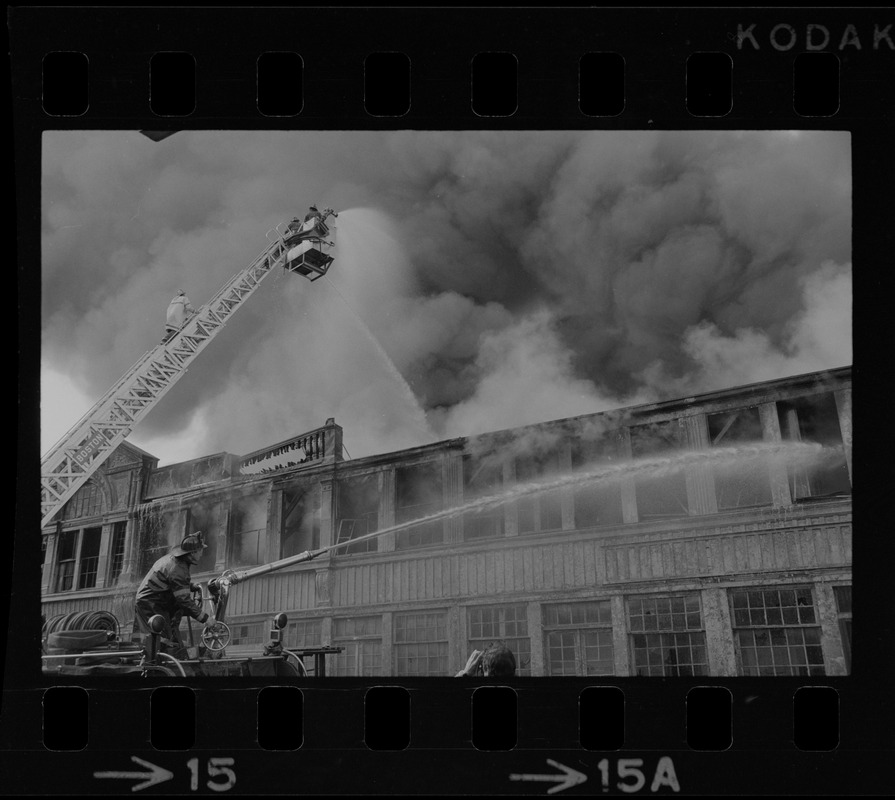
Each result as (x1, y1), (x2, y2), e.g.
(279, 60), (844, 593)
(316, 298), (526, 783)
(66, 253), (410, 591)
(172, 532), (207, 557)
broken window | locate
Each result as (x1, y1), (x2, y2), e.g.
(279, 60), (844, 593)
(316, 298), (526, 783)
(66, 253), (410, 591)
(229, 492), (269, 568)
(467, 603), (531, 676)
(462, 454), (505, 541)
(730, 587), (825, 676)
(544, 600), (614, 676)
(516, 450), (563, 534)
(186, 502), (222, 573)
(778, 392), (851, 500)
(282, 484), (321, 558)
(630, 421), (689, 519)
(707, 407), (773, 509)
(395, 462), (444, 550)
(628, 594), (708, 677)
(571, 438), (623, 528)
(335, 474), (380, 555)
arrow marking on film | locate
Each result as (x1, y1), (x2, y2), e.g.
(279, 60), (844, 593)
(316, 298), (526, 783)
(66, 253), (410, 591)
(94, 756), (174, 792)
(510, 759), (588, 795)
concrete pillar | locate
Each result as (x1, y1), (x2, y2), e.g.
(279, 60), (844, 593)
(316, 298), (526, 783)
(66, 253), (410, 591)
(504, 459), (519, 536)
(449, 605), (463, 676)
(315, 568), (333, 608)
(267, 488), (283, 561)
(319, 477), (335, 550)
(323, 418), (344, 464)
(610, 595), (631, 676)
(445, 453), (464, 544)
(214, 503), (228, 573)
(814, 582), (848, 676)
(527, 600), (545, 677)
(617, 429), (639, 524)
(759, 403), (793, 508)
(834, 388), (852, 483)
(559, 439), (575, 531)
(41, 531), (58, 596)
(381, 611), (394, 677)
(702, 587), (737, 676)
(320, 615), (333, 647)
(378, 468), (396, 552)
(120, 513), (139, 585)
(684, 415), (718, 516)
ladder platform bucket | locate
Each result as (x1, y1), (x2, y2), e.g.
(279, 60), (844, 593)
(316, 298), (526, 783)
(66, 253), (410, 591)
(285, 240), (334, 282)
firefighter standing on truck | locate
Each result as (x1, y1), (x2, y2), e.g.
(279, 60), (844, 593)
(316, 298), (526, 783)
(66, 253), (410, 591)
(133, 532), (209, 658)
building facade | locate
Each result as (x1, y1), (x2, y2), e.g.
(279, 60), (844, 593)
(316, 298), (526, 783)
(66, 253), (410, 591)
(40, 367), (853, 678)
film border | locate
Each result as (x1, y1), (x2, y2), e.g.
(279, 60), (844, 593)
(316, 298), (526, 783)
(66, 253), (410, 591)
(8, 5), (894, 796)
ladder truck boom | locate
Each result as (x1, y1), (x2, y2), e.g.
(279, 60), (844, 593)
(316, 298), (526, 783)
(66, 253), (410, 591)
(40, 211), (338, 528)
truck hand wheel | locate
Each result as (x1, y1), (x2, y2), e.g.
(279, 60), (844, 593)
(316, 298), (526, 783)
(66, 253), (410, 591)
(201, 621), (231, 651)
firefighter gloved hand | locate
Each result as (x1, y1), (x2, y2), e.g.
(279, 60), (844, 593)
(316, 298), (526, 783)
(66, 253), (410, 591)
(197, 612), (209, 624)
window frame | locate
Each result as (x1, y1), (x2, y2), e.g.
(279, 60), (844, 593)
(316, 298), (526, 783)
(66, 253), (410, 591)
(467, 602), (532, 676)
(729, 586), (826, 677)
(543, 599), (615, 676)
(627, 593), (708, 677)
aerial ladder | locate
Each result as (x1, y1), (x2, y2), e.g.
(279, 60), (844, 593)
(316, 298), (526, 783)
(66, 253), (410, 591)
(40, 209), (339, 528)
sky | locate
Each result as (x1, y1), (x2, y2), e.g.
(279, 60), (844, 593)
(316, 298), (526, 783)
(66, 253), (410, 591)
(40, 130), (852, 466)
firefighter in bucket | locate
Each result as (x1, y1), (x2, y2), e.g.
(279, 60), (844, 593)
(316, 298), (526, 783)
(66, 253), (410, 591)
(133, 532), (210, 659)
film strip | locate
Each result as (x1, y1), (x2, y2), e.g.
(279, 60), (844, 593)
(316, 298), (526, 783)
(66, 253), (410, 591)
(8, 5), (893, 796)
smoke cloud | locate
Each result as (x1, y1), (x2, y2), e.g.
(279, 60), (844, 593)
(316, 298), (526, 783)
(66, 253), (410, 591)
(41, 130), (851, 464)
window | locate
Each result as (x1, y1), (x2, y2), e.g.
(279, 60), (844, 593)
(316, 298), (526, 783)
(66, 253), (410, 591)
(544, 600), (614, 676)
(468, 603), (531, 676)
(462, 455), (505, 541)
(229, 620), (265, 647)
(107, 521), (127, 586)
(516, 450), (563, 534)
(628, 594), (707, 677)
(707, 407), (772, 509)
(332, 616), (383, 677)
(282, 485), (320, 557)
(41, 535), (48, 580)
(834, 586), (852, 673)
(64, 481), (104, 520)
(55, 530), (78, 592)
(54, 527), (103, 592)
(730, 587), (825, 677)
(285, 618), (323, 649)
(335, 474), (379, 555)
(570, 439), (623, 529)
(630, 422), (689, 519)
(76, 527), (102, 589)
(395, 462), (444, 550)
(778, 392), (851, 500)
(229, 493), (269, 568)
(394, 611), (448, 676)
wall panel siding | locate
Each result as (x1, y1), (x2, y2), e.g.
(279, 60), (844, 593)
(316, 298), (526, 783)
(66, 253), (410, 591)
(602, 522), (851, 583)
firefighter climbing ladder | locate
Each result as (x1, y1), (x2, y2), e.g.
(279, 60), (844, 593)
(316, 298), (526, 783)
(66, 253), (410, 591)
(41, 235), (298, 528)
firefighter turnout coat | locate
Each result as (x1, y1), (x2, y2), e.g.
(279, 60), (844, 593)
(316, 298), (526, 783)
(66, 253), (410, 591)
(133, 553), (205, 642)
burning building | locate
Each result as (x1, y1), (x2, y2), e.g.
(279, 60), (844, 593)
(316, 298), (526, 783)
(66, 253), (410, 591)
(40, 366), (852, 677)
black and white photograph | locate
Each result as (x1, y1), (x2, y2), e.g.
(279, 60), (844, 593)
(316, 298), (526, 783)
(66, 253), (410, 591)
(38, 129), (853, 681)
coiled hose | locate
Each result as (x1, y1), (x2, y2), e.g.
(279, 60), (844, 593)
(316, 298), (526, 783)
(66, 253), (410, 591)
(42, 611), (120, 652)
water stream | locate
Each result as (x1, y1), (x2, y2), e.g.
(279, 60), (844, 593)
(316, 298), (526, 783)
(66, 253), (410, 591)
(330, 440), (837, 552)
